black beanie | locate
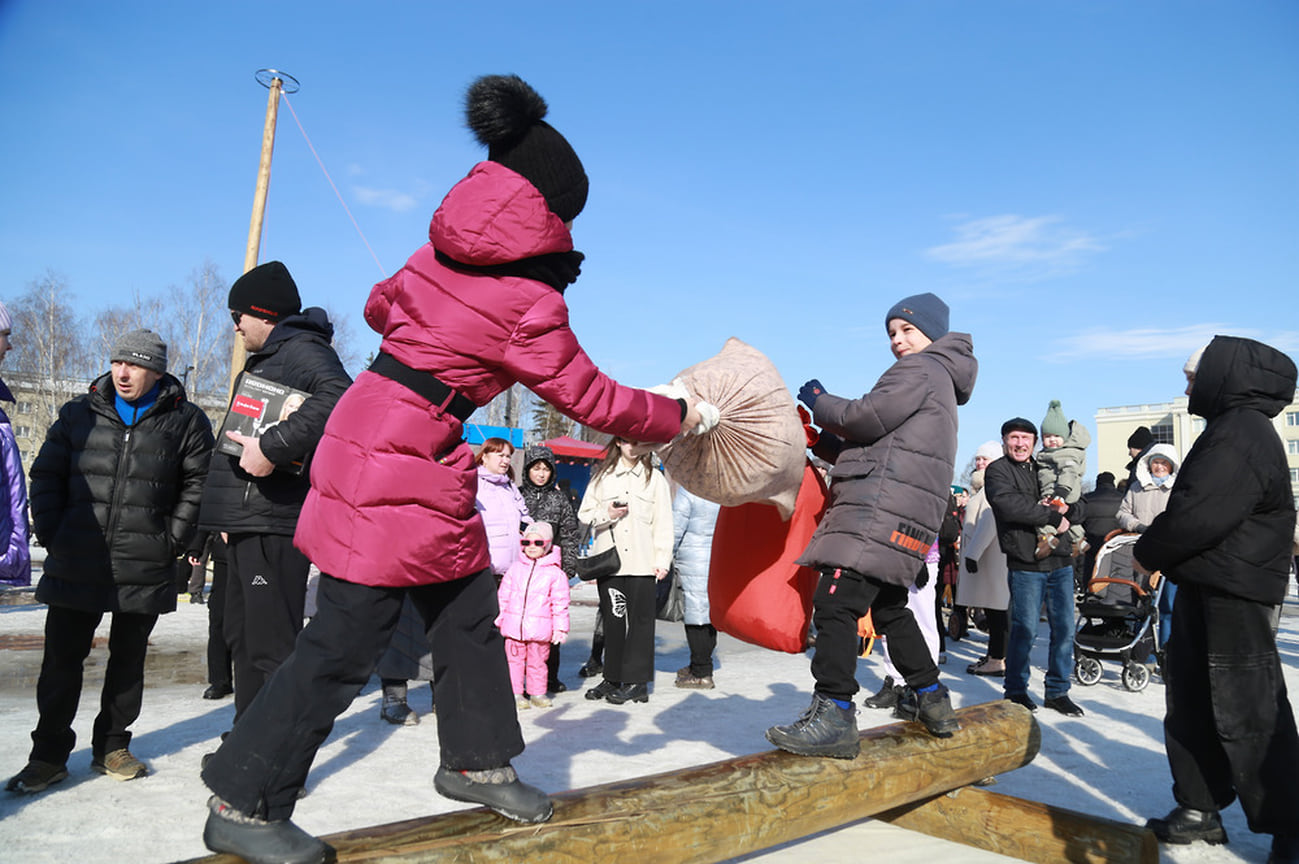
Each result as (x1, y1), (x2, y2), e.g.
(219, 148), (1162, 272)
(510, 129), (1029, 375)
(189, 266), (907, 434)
(466, 75), (589, 223)
(229, 261), (302, 323)
(1127, 426), (1154, 451)
(1000, 417), (1037, 439)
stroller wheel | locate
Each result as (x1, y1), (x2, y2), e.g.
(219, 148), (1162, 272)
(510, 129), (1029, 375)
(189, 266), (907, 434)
(1122, 661), (1151, 692)
(1075, 656), (1103, 686)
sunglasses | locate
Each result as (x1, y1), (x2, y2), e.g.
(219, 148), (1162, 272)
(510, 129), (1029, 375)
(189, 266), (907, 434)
(230, 311), (243, 325)
(520, 539), (547, 547)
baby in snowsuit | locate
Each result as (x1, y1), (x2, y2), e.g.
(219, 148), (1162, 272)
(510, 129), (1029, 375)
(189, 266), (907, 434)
(1035, 399), (1090, 559)
(496, 522), (570, 709)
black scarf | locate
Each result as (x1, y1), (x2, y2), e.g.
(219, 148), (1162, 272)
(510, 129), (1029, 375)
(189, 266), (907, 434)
(435, 248), (584, 294)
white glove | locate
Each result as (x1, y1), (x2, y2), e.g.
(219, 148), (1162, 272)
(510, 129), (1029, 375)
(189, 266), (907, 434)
(691, 401), (721, 436)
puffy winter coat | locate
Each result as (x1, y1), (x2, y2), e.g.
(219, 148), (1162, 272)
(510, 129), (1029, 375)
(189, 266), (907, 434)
(0, 380), (31, 587)
(198, 310), (351, 535)
(30, 373), (214, 613)
(1080, 477), (1124, 547)
(578, 459), (674, 576)
(1116, 443), (1179, 533)
(796, 332), (977, 587)
(985, 453), (1082, 573)
(955, 472), (1009, 611)
(1035, 419), (1090, 504)
(519, 445), (580, 577)
(296, 161), (682, 586)
(476, 467), (529, 576)
(495, 545), (570, 643)
(1135, 336), (1297, 605)
(671, 486), (720, 626)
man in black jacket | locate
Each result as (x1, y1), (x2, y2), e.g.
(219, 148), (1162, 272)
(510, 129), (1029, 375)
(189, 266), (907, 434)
(984, 416), (1086, 718)
(197, 261), (351, 723)
(7, 330), (214, 793)
(1135, 337), (1299, 861)
(1079, 471), (1124, 583)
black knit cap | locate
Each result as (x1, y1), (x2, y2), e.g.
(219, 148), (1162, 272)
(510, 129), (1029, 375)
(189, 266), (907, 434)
(466, 74), (589, 223)
(229, 261), (302, 323)
(1127, 426), (1154, 450)
(1000, 417), (1037, 439)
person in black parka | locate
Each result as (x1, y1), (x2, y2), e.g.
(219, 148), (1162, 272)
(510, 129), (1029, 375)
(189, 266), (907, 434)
(6, 330), (214, 793)
(1135, 336), (1299, 860)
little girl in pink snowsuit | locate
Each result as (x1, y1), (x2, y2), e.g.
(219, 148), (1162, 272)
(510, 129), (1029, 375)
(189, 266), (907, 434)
(496, 522), (570, 709)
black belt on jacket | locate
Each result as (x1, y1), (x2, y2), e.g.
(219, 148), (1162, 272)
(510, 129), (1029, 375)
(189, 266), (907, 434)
(369, 352), (477, 422)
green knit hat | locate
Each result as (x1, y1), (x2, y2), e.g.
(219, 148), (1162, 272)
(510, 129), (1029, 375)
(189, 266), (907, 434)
(1040, 400), (1069, 439)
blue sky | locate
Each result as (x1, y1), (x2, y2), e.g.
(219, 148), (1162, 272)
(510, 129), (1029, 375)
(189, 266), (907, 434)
(2, 1), (1296, 474)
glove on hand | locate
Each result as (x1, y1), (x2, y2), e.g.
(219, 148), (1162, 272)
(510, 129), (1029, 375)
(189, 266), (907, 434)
(798, 379), (825, 411)
(914, 565), (930, 590)
(965, 557), (978, 574)
(691, 401), (721, 435)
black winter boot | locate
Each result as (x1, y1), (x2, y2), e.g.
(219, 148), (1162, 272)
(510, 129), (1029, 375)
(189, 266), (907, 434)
(434, 765), (553, 823)
(765, 693), (860, 759)
(203, 795), (333, 864)
(894, 684), (959, 737)
(862, 676), (903, 709)
(380, 681), (418, 726)
(1145, 805), (1228, 845)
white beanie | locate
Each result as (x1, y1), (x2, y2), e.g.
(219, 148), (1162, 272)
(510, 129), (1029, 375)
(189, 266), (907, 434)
(0, 301), (11, 332)
(1184, 343), (1209, 375)
(975, 440), (1003, 462)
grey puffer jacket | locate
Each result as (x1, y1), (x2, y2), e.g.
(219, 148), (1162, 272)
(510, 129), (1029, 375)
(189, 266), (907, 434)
(797, 332), (977, 586)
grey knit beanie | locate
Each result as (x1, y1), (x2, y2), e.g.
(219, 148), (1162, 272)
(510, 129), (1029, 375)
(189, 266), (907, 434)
(111, 329), (168, 373)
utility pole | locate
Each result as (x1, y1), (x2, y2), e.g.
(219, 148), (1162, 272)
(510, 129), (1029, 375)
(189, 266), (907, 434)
(229, 68), (300, 395)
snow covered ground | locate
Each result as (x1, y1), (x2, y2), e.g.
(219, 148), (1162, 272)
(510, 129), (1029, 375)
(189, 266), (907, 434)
(1, 577), (1296, 863)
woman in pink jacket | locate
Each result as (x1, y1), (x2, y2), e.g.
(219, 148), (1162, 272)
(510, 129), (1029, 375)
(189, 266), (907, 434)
(496, 522), (569, 710)
(201, 75), (700, 864)
(474, 437), (529, 576)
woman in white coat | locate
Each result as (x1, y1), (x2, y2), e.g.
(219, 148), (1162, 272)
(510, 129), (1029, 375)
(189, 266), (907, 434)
(957, 441), (1010, 677)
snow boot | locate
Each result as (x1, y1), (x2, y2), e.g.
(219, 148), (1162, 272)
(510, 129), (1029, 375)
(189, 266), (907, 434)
(1145, 805), (1228, 845)
(765, 693), (860, 759)
(203, 795), (333, 864)
(380, 683), (418, 726)
(434, 765), (553, 823)
(862, 676), (903, 709)
(5, 760), (68, 794)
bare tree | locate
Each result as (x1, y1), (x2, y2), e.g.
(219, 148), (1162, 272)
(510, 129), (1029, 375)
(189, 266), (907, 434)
(529, 400), (575, 442)
(164, 259), (230, 395)
(320, 304), (365, 378)
(8, 270), (90, 419)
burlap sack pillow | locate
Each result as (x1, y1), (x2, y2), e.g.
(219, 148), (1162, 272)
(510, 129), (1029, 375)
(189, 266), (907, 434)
(659, 338), (805, 519)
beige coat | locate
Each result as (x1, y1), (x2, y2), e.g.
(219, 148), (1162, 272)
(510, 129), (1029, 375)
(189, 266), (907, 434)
(955, 476), (1010, 611)
(578, 459), (674, 576)
(1117, 443), (1179, 533)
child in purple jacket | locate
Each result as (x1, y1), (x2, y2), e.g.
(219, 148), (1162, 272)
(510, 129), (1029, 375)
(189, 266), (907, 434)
(496, 522), (570, 709)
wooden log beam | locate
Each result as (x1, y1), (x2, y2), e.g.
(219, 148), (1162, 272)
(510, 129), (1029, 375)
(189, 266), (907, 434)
(877, 786), (1158, 864)
(184, 700), (1038, 863)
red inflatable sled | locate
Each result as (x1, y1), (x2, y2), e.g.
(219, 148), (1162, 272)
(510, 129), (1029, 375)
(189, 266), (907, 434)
(708, 462), (828, 653)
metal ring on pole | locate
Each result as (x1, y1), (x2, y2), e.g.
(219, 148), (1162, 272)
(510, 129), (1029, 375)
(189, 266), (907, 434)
(255, 68), (300, 93)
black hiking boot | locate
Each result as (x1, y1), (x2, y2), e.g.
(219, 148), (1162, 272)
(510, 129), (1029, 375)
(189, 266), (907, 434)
(893, 684), (959, 737)
(765, 693), (860, 759)
(862, 676), (904, 709)
(1145, 805), (1228, 845)
(203, 795), (333, 864)
(434, 765), (553, 823)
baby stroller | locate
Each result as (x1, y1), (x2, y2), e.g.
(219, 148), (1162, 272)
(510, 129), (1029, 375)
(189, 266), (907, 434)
(1073, 532), (1163, 692)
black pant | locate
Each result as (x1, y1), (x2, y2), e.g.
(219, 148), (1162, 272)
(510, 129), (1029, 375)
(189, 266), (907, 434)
(597, 574), (656, 684)
(206, 554), (232, 689)
(30, 605), (158, 764)
(1163, 583), (1299, 833)
(985, 608), (1008, 660)
(224, 533), (310, 721)
(202, 569), (523, 821)
(685, 623), (717, 677)
(810, 567), (939, 701)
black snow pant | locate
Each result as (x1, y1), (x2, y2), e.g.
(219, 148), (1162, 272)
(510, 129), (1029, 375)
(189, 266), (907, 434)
(206, 551), (232, 690)
(202, 568), (523, 821)
(810, 567), (939, 702)
(1163, 582), (1299, 834)
(596, 574), (656, 685)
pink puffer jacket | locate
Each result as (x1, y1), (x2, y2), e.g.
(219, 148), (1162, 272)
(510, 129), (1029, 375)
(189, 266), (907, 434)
(296, 162), (682, 586)
(495, 545), (570, 643)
